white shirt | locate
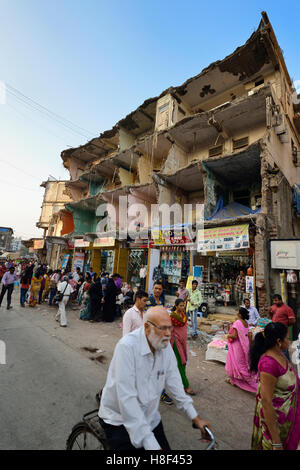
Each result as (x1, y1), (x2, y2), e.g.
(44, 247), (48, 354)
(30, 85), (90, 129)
(122, 305), (144, 336)
(246, 306), (260, 326)
(99, 327), (197, 450)
(72, 272), (80, 282)
(57, 280), (74, 297)
(139, 267), (147, 278)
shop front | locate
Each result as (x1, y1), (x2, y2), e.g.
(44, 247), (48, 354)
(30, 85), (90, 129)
(150, 225), (193, 295)
(73, 239), (92, 274)
(270, 239), (300, 338)
(197, 224), (255, 309)
(126, 239), (148, 289)
(92, 237), (116, 275)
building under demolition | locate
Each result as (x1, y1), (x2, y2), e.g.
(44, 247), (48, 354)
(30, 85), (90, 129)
(37, 12), (300, 331)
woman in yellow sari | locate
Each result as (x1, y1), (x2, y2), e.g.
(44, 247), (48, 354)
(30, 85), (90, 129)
(42, 270), (52, 302)
(29, 272), (42, 307)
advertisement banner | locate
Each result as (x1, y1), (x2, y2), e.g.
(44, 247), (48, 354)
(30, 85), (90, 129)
(73, 252), (85, 272)
(246, 276), (254, 293)
(151, 226), (193, 246)
(197, 224), (249, 252)
(61, 254), (70, 270)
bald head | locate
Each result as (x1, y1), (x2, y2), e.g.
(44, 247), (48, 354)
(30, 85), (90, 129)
(144, 306), (173, 353)
(144, 306), (170, 325)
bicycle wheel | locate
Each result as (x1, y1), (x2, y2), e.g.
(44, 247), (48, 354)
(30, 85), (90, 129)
(66, 422), (108, 450)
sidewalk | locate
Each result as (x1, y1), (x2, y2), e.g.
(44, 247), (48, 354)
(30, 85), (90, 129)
(6, 288), (257, 450)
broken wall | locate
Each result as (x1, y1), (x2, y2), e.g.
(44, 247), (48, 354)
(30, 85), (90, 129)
(161, 144), (188, 174)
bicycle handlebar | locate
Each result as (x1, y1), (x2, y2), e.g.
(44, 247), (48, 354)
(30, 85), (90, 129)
(192, 423), (215, 450)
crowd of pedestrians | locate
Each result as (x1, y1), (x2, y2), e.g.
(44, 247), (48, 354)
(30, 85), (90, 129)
(0, 257), (299, 450)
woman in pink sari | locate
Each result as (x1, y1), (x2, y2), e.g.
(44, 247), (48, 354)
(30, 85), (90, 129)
(250, 322), (300, 450)
(225, 307), (258, 393)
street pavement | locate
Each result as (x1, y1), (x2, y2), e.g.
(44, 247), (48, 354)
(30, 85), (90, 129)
(0, 289), (256, 450)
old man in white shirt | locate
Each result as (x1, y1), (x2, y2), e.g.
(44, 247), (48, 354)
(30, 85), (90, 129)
(98, 306), (211, 450)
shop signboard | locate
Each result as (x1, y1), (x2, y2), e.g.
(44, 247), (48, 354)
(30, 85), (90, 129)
(74, 239), (90, 248)
(151, 226), (193, 246)
(270, 240), (300, 269)
(197, 224), (249, 252)
(73, 252), (85, 271)
(33, 239), (44, 250)
(93, 237), (115, 248)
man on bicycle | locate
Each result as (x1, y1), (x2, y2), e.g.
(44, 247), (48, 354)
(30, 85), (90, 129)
(98, 306), (211, 450)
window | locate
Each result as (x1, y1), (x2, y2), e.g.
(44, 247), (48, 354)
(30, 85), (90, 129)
(233, 137), (249, 150)
(209, 144), (223, 157)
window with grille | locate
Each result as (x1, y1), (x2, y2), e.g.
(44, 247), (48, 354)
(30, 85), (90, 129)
(209, 144), (223, 157)
(232, 137), (249, 150)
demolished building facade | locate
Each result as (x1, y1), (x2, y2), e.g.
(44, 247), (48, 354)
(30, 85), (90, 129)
(41, 12), (300, 322)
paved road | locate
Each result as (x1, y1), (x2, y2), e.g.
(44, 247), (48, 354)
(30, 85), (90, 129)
(0, 291), (256, 450)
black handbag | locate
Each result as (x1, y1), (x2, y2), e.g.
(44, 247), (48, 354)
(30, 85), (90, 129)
(54, 281), (68, 302)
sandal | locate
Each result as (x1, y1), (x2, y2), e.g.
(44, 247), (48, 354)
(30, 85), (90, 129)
(185, 388), (196, 395)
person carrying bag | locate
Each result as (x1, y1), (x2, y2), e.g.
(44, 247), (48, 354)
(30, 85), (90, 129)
(55, 278), (74, 327)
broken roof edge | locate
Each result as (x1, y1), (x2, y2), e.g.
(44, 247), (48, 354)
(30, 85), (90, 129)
(102, 182), (155, 197)
(259, 11), (293, 88)
(165, 84), (272, 135)
(66, 193), (104, 211)
(158, 161), (202, 180)
(204, 213), (259, 228)
(202, 139), (263, 166)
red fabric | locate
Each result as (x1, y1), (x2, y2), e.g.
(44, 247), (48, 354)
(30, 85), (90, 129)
(271, 304), (295, 327)
(171, 321), (188, 366)
(0, 266), (6, 278)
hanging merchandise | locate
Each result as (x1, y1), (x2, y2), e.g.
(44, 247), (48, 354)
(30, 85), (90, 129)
(287, 270), (298, 283)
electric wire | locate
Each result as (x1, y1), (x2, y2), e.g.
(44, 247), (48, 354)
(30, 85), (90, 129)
(6, 89), (90, 141)
(6, 102), (74, 148)
(6, 83), (97, 139)
(0, 177), (41, 192)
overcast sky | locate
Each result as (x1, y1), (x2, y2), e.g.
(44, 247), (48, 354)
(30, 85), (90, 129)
(1, 0), (299, 239)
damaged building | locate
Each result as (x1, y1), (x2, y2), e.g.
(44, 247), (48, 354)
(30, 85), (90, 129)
(41, 12), (300, 330)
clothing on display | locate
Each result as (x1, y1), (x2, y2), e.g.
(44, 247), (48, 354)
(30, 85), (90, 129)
(128, 249), (148, 287)
(205, 254), (253, 307)
(101, 250), (114, 274)
(158, 249), (190, 295)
